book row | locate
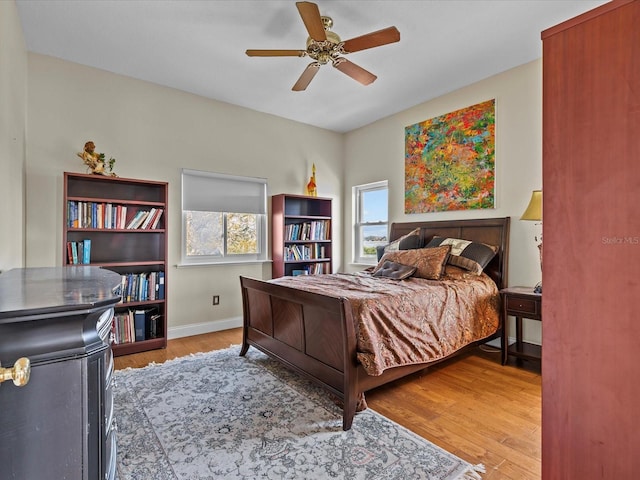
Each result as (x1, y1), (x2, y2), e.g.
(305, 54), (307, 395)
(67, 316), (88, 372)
(291, 263), (328, 275)
(112, 308), (162, 344)
(284, 243), (327, 261)
(67, 201), (164, 230)
(285, 220), (330, 241)
(66, 239), (91, 265)
(116, 271), (165, 304)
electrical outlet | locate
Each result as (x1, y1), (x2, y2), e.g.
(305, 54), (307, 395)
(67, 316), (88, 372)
(212, 295), (220, 305)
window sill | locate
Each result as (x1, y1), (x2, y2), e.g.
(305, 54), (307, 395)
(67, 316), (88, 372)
(176, 260), (272, 268)
(351, 261), (377, 268)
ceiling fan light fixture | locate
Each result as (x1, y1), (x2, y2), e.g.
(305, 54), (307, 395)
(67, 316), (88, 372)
(246, 2), (400, 90)
(305, 16), (341, 65)
(306, 30), (341, 46)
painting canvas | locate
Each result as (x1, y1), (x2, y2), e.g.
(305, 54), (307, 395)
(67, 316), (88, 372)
(405, 99), (495, 213)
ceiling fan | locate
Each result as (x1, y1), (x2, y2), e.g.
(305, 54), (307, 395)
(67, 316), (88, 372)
(246, 1), (400, 91)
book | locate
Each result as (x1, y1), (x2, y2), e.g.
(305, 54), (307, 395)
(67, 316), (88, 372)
(126, 210), (148, 229)
(140, 208), (157, 229)
(96, 203), (102, 228)
(82, 239), (91, 264)
(148, 271), (156, 300)
(149, 209), (164, 229)
(125, 210), (139, 229)
(105, 203), (112, 229)
(71, 242), (78, 265)
(134, 309), (147, 342)
(110, 314), (118, 344)
(125, 273), (134, 302)
(112, 311), (136, 344)
(91, 202), (98, 228)
(118, 275), (127, 302)
(67, 242), (73, 264)
(128, 310), (135, 343)
(157, 271), (165, 299)
(115, 205), (123, 229)
(137, 272), (148, 302)
(146, 313), (162, 339)
(67, 201), (76, 228)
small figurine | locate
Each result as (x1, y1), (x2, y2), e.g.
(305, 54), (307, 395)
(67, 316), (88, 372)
(77, 141), (117, 176)
(306, 163), (317, 197)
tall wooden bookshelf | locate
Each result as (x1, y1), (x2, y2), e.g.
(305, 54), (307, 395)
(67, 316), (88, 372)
(271, 193), (332, 278)
(63, 172), (168, 356)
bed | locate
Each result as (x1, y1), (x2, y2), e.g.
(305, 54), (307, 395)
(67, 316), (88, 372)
(239, 217), (510, 430)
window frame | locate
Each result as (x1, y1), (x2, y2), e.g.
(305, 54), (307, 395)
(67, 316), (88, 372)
(353, 180), (389, 265)
(180, 169), (268, 267)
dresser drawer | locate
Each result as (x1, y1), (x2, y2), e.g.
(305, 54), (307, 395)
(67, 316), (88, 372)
(506, 296), (540, 317)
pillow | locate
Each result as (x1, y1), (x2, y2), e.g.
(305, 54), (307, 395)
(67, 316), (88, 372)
(372, 260), (417, 280)
(373, 245), (451, 280)
(376, 228), (422, 261)
(425, 236), (498, 275)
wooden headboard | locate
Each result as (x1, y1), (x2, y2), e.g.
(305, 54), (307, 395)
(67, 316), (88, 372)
(389, 217), (510, 290)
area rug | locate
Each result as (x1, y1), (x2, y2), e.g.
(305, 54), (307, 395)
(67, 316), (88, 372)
(115, 345), (484, 479)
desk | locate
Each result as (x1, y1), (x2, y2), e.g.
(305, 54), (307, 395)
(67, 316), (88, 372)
(500, 286), (542, 365)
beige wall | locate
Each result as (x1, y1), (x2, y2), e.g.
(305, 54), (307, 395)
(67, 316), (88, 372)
(0, 1), (27, 272)
(25, 53), (343, 335)
(343, 60), (543, 344)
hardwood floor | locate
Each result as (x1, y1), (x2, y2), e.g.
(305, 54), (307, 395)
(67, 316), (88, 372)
(115, 328), (541, 479)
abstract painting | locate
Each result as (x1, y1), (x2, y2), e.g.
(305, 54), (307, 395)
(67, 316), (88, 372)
(405, 99), (495, 213)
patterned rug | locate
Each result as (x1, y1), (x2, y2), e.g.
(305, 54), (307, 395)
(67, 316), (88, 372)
(115, 346), (484, 479)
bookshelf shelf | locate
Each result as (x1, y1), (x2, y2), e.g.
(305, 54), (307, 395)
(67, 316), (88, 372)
(271, 193), (332, 278)
(63, 172), (168, 357)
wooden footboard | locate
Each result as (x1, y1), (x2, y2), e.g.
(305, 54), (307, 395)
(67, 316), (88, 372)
(239, 275), (361, 430)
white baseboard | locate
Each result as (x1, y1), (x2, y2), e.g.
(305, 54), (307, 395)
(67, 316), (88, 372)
(167, 316), (243, 340)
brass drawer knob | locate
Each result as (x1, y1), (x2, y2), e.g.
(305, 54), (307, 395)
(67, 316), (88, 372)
(0, 357), (31, 387)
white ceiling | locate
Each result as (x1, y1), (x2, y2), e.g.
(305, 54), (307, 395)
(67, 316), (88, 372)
(16, 0), (607, 133)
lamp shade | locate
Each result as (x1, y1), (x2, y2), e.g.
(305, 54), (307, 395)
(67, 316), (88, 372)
(520, 190), (542, 221)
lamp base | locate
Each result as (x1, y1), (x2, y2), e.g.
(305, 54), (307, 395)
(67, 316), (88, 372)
(534, 282), (542, 294)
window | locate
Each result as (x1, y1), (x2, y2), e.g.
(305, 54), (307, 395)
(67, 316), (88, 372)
(353, 181), (388, 264)
(181, 169), (267, 265)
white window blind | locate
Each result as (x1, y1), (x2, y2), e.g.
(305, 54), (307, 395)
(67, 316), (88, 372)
(182, 169), (267, 214)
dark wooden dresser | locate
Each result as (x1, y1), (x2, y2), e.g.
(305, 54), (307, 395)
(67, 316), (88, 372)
(0, 266), (121, 480)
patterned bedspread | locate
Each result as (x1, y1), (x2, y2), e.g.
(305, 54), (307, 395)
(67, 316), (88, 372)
(270, 266), (500, 376)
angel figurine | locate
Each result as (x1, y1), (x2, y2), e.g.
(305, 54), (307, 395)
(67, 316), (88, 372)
(77, 141), (116, 176)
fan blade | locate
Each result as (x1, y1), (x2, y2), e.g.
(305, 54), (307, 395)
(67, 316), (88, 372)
(341, 26), (400, 53)
(333, 58), (377, 86)
(296, 2), (326, 42)
(246, 49), (306, 57)
(292, 62), (321, 91)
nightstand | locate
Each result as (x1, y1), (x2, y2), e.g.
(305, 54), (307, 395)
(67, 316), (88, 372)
(500, 287), (542, 365)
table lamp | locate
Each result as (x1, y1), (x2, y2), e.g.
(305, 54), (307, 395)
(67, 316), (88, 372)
(520, 190), (542, 293)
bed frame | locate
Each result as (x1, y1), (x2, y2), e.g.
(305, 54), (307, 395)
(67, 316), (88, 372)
(240, 217), (510, 430)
